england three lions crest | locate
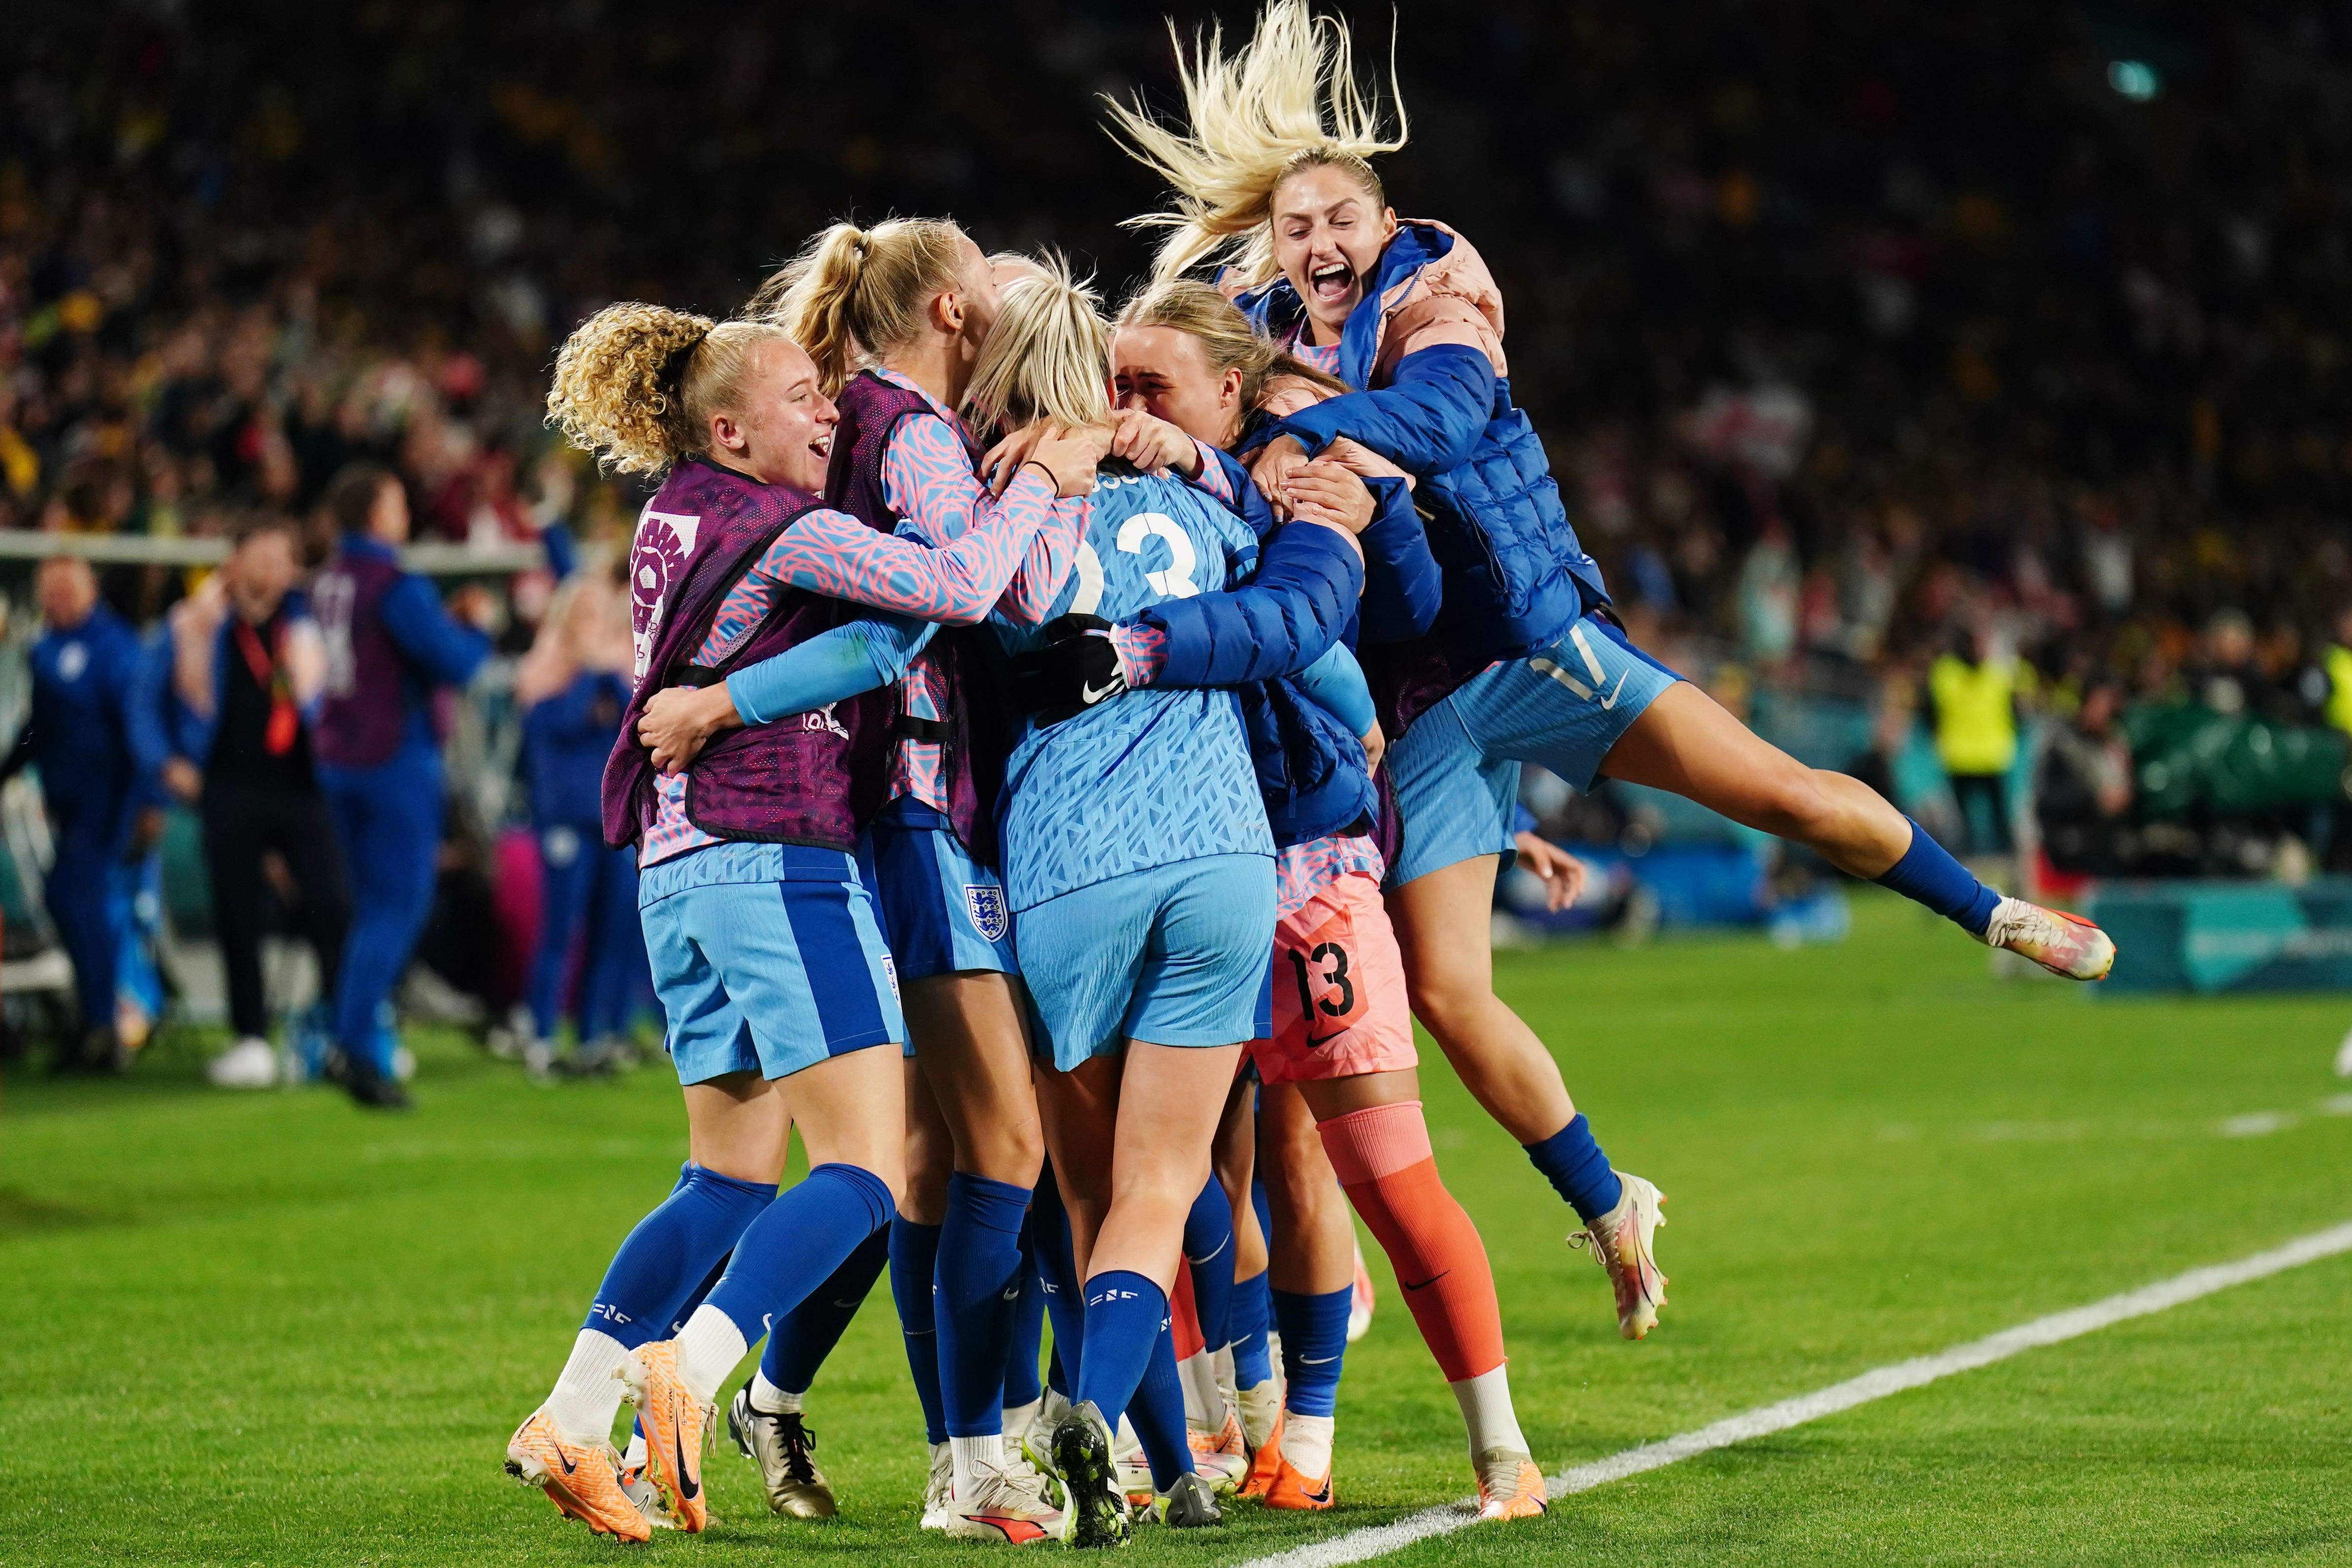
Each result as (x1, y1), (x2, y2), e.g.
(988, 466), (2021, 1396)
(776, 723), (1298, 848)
(964, 884), (1009, 944)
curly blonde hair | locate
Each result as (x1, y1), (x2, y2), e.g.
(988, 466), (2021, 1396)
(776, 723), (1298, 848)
(1105, 0), (1406, 287)
(960, 253), (1110, 433)
(750, 218), (968, 397)
(544, 304), (786, 474)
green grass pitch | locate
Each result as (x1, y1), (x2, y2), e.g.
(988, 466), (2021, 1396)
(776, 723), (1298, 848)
(3, 891), (2349, 1566)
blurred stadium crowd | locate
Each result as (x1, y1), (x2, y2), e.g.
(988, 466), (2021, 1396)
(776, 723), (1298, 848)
(2, 0), (2350, 1046)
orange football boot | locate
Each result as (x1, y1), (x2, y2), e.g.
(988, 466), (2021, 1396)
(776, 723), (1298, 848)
(503, 1409), (651, 1544)
(1473, 1448), (1548, 1521)
(1239, 1410), (1283, 1498)
(621, 1341), (713, 1532)
(1256, 1446), (1333, 1511)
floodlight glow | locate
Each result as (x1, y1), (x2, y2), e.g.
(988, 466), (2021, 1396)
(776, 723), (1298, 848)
(2108, 60), (2160, 101)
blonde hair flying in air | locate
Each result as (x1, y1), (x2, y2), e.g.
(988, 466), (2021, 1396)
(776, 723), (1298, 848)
(544, 304), (787, 474)
(960, 253), (1110, 434)
(753, 218), (969, 397)
(1105, 0), (1407, 287)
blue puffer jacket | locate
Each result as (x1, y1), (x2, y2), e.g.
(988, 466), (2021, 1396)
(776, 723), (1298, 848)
(1231, 221), (1608, 667)
(1139, 440), (1439, 848)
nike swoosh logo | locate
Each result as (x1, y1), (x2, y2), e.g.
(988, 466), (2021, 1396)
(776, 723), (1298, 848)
(555, 1442), (579, 1475)
(1300, 1354), (1338, 1364)
(1304, 1029), (1349, 1048)
(1401, 1271), (1451, 1292)
(1080, 677), (1121, 705)
(1597, 667), (1630, 710)
(673, 1424), (699, 1500)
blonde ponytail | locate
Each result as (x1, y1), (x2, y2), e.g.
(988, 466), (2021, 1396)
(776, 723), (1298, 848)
(754, 218), (969, 397)
(1105, 0), (1406, 286)
(545, 303), (787, 474)
(961, 253), (1110, 434)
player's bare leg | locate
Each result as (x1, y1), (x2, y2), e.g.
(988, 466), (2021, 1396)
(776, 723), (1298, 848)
(1602, 684), (2113, 980)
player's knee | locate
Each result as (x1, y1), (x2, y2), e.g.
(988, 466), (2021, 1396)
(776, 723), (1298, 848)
(1751, 765), (1836, 842)
(975, 1115), (1046, 1188)
(1403, 967), (1492, 1044)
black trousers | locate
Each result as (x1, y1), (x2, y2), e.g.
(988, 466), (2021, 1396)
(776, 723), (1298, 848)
(199, 775), (354, 1042)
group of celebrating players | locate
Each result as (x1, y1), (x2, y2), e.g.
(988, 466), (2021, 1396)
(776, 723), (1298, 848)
(501, 2), (2118, 1548)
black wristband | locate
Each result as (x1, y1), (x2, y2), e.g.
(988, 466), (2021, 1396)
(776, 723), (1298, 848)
(1019, 459), (1059, 493)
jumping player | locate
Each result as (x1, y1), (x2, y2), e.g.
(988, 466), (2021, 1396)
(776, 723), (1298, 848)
(1104, 0), (2118, 1336)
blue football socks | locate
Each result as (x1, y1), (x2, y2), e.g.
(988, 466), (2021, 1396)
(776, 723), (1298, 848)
(1074, 1270), (1166, 1439)
(1229, 1268), (1275, 1388)
(1182, 1175), (1236, 1357)
(1269, 1285), (1352, 1418)
(936, 1172), (1033, 1438)
(760, 1221), (890, 1395)
(1033, 1166), (1087, 1390)
(583, 1162), (775, 1349)
(1524, 1113), (1624, 1224)
(1874, 816), (2002, 934)
(1128, 1319), (1195, 1491)
(703, 1163), (892, 1343)
(888, 1213), (949, 1445)
(1002, 1221), (1047, 1410)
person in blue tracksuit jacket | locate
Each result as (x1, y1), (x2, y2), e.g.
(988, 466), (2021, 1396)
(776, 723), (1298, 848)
(0, 556), (168, 1070)
(310, 463), (493, 1108)
(512, 568), (648, 1069)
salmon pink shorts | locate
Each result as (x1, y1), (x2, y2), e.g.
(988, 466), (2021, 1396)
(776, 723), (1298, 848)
(1249, 869), (1418, 1085)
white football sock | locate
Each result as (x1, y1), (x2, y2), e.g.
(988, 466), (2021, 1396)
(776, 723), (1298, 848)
(1179, 1349), (1220, 1429)
(544, 1329), (630, 1445)
(672, 1305), (748, 1406)
(951, 1433), (1005, 1500)
(1279, 1411), (1336, 1478)
(1002, 1396), (1041, 1444)
(1449, 1365), (1528, 1460)
(749, 1369), (800, 1415)
(1212, 1345), (1237, 1404)
(620, 1430), (648, 1470)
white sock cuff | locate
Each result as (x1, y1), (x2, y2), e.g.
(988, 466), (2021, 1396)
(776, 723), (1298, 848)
(951, 1433), (1005, 1498)
(673, 1305), (748, 1407)
(1279, 1411), (1336, 1477)
(1448, 1364), (1528, 1460)
(546, 1329), (632, 1445)
(749, 1370), (801, 1415)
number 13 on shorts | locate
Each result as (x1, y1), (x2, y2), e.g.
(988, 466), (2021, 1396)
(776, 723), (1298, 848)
(1255, 872), (1418, 1085)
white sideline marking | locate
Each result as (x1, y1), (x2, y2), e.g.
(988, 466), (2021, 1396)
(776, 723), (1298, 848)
(1233, 1220), (2352, 1568)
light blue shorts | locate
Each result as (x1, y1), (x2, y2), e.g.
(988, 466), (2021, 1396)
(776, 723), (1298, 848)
(1388, 611), (1681, 889)
(638, 841), (904, 1085)
(1014, 854), (1276, 1072)
(864, 798), (1018, 983)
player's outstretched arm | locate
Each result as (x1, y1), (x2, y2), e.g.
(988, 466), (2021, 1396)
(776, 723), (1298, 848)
(635, 616), (933, 774)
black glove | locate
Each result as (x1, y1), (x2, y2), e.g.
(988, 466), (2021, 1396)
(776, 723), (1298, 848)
(1007, 613), (1129, 727)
